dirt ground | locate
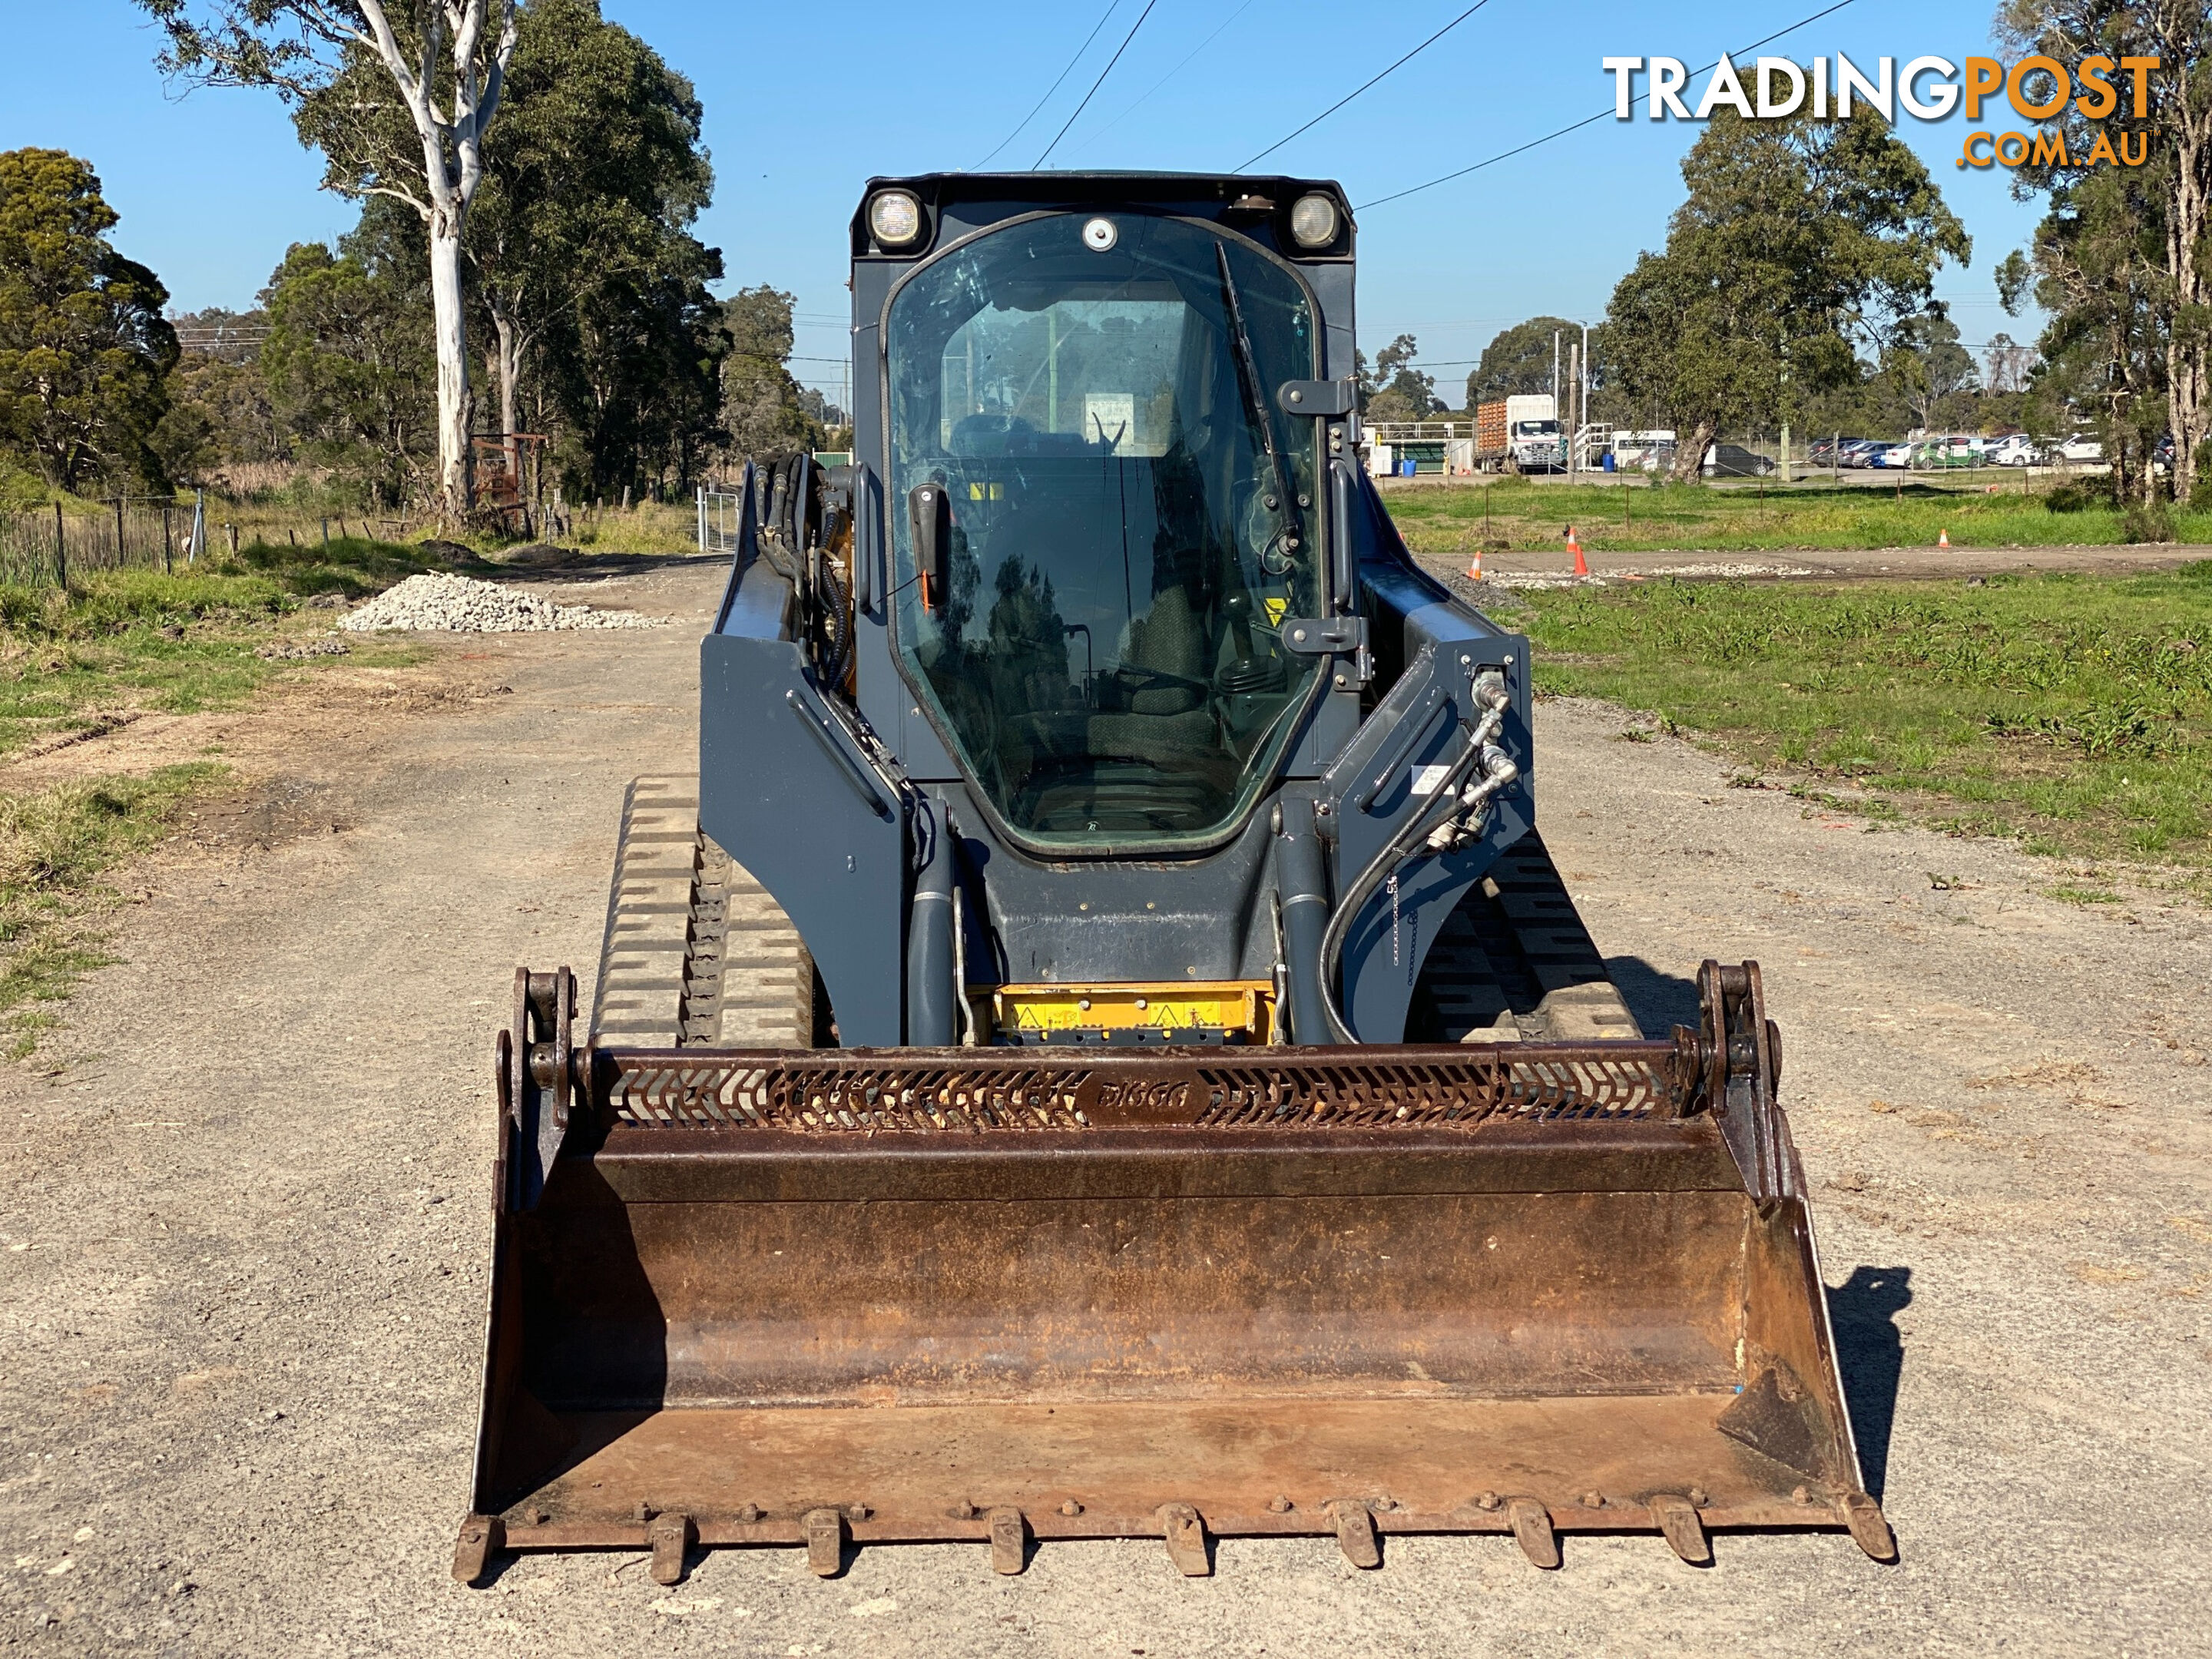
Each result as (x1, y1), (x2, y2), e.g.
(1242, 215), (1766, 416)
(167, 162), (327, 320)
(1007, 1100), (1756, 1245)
(2, 555), (2208, 1657)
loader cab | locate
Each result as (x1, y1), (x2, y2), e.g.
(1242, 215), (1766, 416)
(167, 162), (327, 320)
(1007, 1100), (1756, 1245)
(853, 176), (1359, 856)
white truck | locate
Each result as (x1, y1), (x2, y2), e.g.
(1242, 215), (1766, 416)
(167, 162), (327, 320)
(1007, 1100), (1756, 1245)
(1475, 394), (1565, 472)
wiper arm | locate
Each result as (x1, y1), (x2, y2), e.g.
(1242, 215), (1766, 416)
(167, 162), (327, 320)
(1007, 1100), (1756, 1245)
(1215, 242), (1304, 563)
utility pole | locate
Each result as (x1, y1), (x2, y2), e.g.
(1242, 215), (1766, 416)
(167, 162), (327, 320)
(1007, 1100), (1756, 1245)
(1580, 320), (1592, 473)
(1551, 329), (1561, 413)
(1567, 342), (1581, 478)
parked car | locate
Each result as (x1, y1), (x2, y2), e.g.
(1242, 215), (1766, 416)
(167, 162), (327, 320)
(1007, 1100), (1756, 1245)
(1986, 433), (2037, 467)
(1917, 435), (1988, 469)
(2055, 433), (2104, 462)
(1842, 439), (1888, 467)
(1869, 443), (1916, 469)
(1703, 442), (1777, 478)
(1808, 435), (1870, 467)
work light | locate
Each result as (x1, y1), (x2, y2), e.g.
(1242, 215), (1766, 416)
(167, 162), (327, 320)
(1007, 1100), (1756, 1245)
(868, 190), (923, 249)
(1289, 193), (1339, 250)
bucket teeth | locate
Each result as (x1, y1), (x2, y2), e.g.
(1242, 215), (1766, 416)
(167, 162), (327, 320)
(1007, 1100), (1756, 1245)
(803, 1508), (847, 1577)
(1508, 1498), (1559, 1569)
(1649, 1493), (1710, 1565)
(1157, 1503), (1210, 1576)
(647, 1512), (693, 1585)
(1839, 1491), (1898, 1562)
(988, 1507), (1028, 1575)
(1327, 1501), (1381, 1569)
(451, 1515), (503, 1585)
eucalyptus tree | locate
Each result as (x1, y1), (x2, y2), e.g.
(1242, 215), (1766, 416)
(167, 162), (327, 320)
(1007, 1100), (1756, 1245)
(1602, 108), (1969, 483)
(140, 1), (518, 519)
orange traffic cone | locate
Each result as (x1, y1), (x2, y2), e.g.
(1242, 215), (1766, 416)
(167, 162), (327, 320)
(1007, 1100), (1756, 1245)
(1567, 524), (1588, 577)
(1467, 543), (1484, 581)
(1938, 528), (1951, 548)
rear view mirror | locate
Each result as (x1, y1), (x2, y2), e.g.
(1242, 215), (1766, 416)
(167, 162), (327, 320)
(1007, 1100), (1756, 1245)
(908, 483), (949, 609)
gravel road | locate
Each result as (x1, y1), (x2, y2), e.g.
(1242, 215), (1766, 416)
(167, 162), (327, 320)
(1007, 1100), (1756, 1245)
(2, 556), (2207, 1657)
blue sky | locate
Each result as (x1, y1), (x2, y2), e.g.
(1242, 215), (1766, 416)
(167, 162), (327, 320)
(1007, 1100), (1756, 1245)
(2, 0), (2040, 403)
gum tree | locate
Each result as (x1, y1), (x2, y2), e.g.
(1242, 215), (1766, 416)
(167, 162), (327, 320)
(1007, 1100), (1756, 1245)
(1999, 0), (2212, 502)
(139, 2), (518, 520)
(1602, 108), (1969, 484)
(0, 147), (178, 492)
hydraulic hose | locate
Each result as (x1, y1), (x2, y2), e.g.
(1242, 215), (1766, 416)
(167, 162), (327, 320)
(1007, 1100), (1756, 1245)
(1314, 681), (1515, 1045)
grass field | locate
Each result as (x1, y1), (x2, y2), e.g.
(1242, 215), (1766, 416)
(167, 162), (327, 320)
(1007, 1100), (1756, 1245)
(1505, 565), (2212, 896)
(1386, 475), (2212, 557)
(0, 537), (436, 758)
(0, 537), (442, 1051)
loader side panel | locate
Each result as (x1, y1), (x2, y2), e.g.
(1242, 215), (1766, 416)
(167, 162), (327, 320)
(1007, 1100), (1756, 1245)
(700, 591), (904, 1045)
(1323, 502), (1534, 1044)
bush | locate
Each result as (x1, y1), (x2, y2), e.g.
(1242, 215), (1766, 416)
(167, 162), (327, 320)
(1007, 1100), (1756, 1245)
(2123, 497), (2178, 543)
(2045, 479), (2111, 514)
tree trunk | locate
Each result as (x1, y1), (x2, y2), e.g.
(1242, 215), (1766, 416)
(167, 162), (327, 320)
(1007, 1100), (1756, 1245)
(1668, 419), (1717, 485)
(492, 309), (521, 441)
(429, 217), (473, 523)
(2166, 101), (2209, 505)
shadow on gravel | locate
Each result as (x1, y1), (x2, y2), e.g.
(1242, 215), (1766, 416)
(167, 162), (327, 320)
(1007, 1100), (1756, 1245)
(1827, 1265), (1912, 1501)
(1606, 956), (1702, 1035)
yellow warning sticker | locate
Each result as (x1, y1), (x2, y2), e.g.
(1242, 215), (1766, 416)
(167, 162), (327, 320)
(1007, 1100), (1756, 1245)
(1263, 596), (1290, 625)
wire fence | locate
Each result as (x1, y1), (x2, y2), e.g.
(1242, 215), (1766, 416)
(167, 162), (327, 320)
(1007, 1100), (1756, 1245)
(0, 496), (214, 588)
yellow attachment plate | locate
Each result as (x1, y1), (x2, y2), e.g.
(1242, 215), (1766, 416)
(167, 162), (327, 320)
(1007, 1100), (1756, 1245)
(979, 982), (1274, 1043)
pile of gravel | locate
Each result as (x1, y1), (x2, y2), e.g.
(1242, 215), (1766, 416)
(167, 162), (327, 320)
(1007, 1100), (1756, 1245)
(337, 572), (663, 634)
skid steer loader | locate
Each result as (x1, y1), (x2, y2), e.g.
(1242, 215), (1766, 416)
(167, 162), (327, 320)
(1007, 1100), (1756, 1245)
(456, 174), (1894, 1586)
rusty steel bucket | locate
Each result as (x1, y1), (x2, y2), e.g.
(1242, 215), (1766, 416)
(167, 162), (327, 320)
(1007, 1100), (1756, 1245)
(453, 961), (1894, 1584)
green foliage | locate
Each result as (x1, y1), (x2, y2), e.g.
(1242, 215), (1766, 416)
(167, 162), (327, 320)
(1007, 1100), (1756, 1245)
(1998, 0), (2212, 504)
(0, 148), (178, 494)
(1359, 333), (1442, 422)
(1515, 566), (2212, 870)
(722, 286), (819, 461)
(260, 235), (432, 508)
(478, 0), (724, 499)
(1601, 109), (1969, 480)
(155, 306), (285, 485)
(1464, 316), (1578, 410)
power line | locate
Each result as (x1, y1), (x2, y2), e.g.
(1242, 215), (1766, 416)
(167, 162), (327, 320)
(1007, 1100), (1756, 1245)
(1036, 0), (1161, 169)
(1240, 1), (1496, 171)
(1079, 0), (1259, 150)
(1358, 0), (1861, 210)
(973, 2), (1122, 171)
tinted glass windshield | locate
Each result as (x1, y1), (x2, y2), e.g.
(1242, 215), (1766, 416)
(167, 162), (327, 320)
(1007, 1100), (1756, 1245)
(886, 214), (1321, 851)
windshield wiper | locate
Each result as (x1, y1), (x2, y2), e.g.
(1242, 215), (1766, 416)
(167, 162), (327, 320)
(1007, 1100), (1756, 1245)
(1214, 242), (1304, 565)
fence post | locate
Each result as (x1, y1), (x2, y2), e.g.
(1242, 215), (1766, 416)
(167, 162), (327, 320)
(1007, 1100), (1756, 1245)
(53, 501), (66, 589)
(162, 506), (174, 574)
(697, 484), (707, 553)
(114, 497), (124, 564)
(190, 490), (205, 566)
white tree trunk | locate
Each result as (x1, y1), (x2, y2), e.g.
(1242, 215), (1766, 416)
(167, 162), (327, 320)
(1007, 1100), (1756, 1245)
(351, 0), (517, 524)
(429, 214), (473, 519)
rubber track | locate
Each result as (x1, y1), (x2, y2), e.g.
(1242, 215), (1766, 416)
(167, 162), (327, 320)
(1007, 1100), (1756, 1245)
(590, 777), (813, 1048)
(591, 786), (1622, 1051)
(1414, 833), (1642, 1042)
